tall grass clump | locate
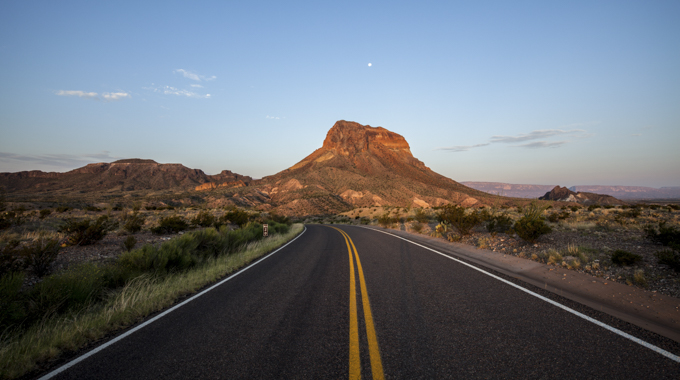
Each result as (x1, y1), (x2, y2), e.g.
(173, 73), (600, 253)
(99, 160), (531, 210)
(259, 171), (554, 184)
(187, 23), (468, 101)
(59, 216), (114, 246)
(513, 202), (552, 243)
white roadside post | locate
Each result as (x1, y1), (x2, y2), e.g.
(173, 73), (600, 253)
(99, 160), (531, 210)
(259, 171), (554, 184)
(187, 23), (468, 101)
(263, 223), (268, 237)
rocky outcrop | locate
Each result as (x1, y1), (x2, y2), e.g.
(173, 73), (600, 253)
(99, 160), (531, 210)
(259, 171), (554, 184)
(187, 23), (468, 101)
(253, 120), (508, 215)
(539, 186), (627, 205)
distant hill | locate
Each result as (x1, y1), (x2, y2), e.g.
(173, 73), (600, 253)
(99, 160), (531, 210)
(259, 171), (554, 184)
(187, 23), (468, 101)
(538, 186), (626, 206)
(0, 159), (251, 193)
(463, 182), (680, 200)
(460, 182), (555, 198)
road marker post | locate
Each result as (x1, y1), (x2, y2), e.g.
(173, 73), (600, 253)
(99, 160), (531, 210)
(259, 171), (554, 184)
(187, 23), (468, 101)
(263, 223), (268, 237)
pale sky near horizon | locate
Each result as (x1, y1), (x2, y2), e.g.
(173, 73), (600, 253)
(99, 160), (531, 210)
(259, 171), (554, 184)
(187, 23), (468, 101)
(1, 1), (679, 188)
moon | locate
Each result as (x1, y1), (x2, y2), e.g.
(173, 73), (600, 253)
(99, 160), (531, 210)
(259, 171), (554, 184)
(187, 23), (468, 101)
(368, 63), (372, 67)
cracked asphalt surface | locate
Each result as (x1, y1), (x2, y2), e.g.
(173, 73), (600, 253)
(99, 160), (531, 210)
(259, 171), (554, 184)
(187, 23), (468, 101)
(45, 224), (680, 379)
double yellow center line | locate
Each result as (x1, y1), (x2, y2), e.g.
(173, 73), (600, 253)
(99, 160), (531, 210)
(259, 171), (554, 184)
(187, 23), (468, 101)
(330, 227), (384, 380)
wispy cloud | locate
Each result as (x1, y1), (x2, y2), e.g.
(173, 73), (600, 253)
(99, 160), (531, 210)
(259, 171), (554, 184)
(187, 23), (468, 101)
(190, 84), (203, 88)
(145, 85), (211, 99)
(435, 143), (489, 152)
(515, 141), (567, 149)
(0, 151), (120, 172)
(438, 125), (592, 153)
(490, 129), (585, 143)
(173, 69), (216, 82)
(56, 90), (130, 102)
(266, 115), (285, 120)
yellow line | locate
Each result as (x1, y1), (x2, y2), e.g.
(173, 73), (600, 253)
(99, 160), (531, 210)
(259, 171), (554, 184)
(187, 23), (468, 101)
(330, 227), (385, 380)
(333, 227), (361, 380)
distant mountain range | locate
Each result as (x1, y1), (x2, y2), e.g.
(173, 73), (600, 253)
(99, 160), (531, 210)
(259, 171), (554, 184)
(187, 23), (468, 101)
(462, 182), (680, 200)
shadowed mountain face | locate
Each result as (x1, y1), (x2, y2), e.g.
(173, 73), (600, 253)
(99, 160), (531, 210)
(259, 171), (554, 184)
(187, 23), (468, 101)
(254, 120), (505, 215)
(0, 159), (251, 193)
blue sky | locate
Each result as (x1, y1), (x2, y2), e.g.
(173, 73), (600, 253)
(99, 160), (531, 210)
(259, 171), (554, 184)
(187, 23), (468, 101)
(1, 1), (678, 187)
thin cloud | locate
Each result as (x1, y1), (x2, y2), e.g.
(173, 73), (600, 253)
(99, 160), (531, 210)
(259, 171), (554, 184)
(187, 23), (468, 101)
(490, 129), (585, 143)
(266, 115), (285, 120)
(514, 141), (567, 149)
(435, 143), (489, 152)
(174, 69), (216, 82)
(0, 151), (120, 172)
(147, 85), (211, 99)
(190, 84), (203, 88)
(56, 90), (130, 101)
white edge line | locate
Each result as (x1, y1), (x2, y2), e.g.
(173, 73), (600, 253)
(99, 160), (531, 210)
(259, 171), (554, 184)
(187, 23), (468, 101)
(361, 226), (680, 363)
(38, 227), (307, 380)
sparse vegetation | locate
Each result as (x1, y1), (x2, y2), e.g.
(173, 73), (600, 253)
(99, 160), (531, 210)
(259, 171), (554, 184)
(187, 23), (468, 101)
(437, 205), (480, 236)
(611, 249), (642, 266)
(59, 216), (114, 246)
(122, 211), (146, 234)
(151, 215), (189, 234)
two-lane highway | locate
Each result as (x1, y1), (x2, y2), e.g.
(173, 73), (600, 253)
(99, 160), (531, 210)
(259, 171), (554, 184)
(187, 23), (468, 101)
(43, 225), (680, 379)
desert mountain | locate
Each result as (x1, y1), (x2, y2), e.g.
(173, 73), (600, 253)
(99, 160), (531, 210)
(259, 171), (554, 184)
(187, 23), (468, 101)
(539, 186), (626, 206)
(0, 159), (251, 194)
(463, 182), (680, 200)
(461, 182), (557, 198)
(245, 120), (508, 215)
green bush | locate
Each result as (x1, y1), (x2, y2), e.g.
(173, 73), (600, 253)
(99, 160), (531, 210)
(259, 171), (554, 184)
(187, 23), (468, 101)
(644, 222), (680, 247)
(570, 206), (579, 212)
(22, 237), (61, 277)
(151, 215), (189, 234)
(59, 216), (114, 245)
(377, 212), (395, 227)
(221, 209), (250, 227)
(84, 206), (102, 212)
(0, 272), (27, 331)
(513, 202), (552, 243)
(191, 210), (216, 227)
(414, 209), (430, 223)
(486, 214), (513, 233)
(611, 249), (642, 266)
(437, 205), (480, 236)
(55, 206), (71, 213)
(122, 235), (137, 252)
(588, 204), (601, 211)
(655, 249), (680, 272)
(122, 211), (146, 233)
(39, 209), (52, 220)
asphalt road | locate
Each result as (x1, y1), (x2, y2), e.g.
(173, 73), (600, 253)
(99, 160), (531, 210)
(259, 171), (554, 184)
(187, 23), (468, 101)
(44, 224), (680, 379)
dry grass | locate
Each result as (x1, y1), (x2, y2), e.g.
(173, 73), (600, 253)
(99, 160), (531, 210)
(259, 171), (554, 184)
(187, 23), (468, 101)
(0, 224), (304, 379)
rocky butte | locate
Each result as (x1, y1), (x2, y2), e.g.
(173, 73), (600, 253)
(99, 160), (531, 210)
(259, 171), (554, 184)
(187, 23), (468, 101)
(228, 120), (512, 215)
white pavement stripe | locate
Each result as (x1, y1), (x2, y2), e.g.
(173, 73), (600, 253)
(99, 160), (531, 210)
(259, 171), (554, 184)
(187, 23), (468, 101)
(363, 227), (680, 364)
(38, 227), (307, 380)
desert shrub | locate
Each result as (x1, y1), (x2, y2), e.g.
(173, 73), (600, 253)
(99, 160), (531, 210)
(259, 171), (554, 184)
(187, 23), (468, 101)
(191, 210), (216, 227)
(611, 249), (642, 266)
(569, 206), (579, 212)
(55, 206), (71, 213)
(411, 222), (424, 233)
(84, 206), (102, 212)
(486, 214), (513, 233)
(59, 216), (114, 246)
(437, 205), (480, 236)
(22, 236), (61, 277)
(644, 222), (680, 248)
(655, 249), (680, 272)
(39, 209), (52, 220)
(513, 202), (552, 243)
(151, 215), (189, 234)
(0, 187), (5, 212)
(0, 239), (25, 276)
(221, 209), (250, 227)
(0, 210), (23, 229)
(414, 209), (430, 223)
(122, 235), (137, 252)
(269, 212), (290, 225)
(588, 204), (601, 211)
(668, 204), (680, 211)
(122, 211), (146, 233)
(377, 212), (395, 227)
